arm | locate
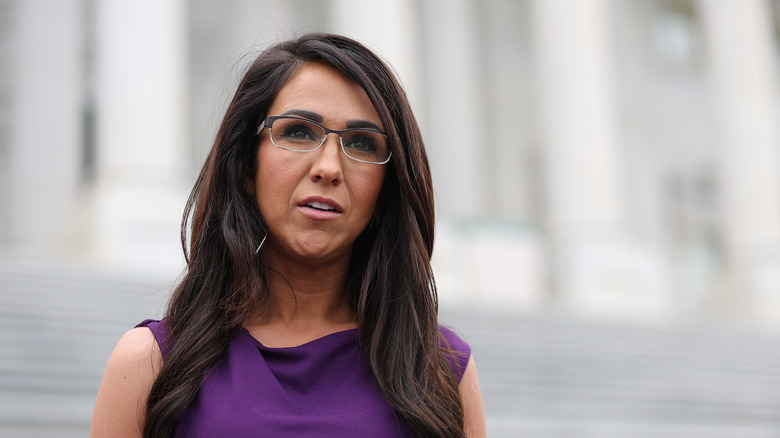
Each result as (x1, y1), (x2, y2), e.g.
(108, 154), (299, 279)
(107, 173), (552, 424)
(90, 327), (163, 438)
(459, 355), (486, 438)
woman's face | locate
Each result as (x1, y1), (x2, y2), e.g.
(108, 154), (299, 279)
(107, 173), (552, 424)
(253, 62), (387, 266)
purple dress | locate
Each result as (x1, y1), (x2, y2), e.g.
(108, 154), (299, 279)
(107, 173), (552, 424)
(137, 319), (471, 437)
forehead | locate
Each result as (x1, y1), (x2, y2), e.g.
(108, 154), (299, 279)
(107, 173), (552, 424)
(268, 62), (382, 128)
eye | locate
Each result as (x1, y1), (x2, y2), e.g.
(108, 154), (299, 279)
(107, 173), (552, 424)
(278, 121), (318, 142)
(343, 132), (379, 153)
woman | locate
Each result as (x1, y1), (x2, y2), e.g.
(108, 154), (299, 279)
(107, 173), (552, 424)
(91, 33), (485, 437)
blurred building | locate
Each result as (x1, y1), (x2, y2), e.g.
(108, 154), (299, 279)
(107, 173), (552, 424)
(4, 0), (780, 323)
(3, 1), (780, 436)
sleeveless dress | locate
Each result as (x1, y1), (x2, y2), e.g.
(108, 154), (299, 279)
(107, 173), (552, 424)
(137, 319), (471, 437)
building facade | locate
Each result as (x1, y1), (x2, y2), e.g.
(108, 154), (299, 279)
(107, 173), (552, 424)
(2, 0), (780, 323)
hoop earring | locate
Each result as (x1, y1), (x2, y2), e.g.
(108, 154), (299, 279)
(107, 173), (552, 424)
(255, 234), (267, 254)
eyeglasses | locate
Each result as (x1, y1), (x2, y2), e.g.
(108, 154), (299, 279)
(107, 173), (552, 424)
(257, 116), (391, 165)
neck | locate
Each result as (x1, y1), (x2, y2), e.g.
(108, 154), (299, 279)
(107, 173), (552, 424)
(255, 248), (355, 327)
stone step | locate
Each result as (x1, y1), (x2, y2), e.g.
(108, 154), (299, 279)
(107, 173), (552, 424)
(440, 308), (780, 437)
(2, 255), (780, 437)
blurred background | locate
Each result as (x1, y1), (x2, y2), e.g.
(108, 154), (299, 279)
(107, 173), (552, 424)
(2, 0), (780, 436)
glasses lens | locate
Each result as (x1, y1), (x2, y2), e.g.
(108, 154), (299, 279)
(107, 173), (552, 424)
(270, 117), (325, 151)
(341, 130), (389, 163)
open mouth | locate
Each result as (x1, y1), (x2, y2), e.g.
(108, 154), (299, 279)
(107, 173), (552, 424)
(304, 201), (338, 212)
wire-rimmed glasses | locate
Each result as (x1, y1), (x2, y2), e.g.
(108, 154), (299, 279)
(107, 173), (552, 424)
(257, 115), (391, 165)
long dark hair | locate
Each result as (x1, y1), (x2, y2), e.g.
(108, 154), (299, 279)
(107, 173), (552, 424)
(143, 33), (465, 437)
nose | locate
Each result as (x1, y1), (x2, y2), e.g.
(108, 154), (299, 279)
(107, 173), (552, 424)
(309, 133), (344, 185)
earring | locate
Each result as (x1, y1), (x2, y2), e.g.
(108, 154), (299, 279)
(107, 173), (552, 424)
(255, 234), (267, 254)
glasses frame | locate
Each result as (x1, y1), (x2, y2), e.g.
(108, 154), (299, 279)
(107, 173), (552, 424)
(256, 115), (392, 165)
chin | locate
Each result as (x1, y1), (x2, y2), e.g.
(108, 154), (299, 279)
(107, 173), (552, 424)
(292, 240), (346, 262)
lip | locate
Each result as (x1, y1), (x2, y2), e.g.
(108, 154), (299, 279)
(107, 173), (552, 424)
(297, 196), (343, 220)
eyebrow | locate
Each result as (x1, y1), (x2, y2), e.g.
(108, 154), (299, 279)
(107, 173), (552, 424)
(281, 109), (323, 122)
(280, 109), (384, 133)
(345, 120), (384, 132)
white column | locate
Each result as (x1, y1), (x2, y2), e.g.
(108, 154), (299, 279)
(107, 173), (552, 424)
(483, 1), (534, 221)
(700, 0), (780, 318)
(419, 0), (485, 221)
(7, 0), (83, 250)
(91, 0), (189, 275)
(330, 0), (423, 116)
(189, 0), (297, 161)
(531, 0), (670, 317)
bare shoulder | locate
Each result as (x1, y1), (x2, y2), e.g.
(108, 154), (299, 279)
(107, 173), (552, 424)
(90, 327), (163, 438)
(459, 355), (486, 438)
(111, 327), (162, 364)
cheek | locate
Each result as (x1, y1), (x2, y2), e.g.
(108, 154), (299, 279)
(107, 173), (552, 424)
(254, 146), (297, 214)
(352, 171), (386, 216)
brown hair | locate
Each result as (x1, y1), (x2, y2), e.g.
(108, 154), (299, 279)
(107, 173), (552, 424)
(143, 33), (464, 437)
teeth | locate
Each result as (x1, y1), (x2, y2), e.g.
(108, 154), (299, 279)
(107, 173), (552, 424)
(308, 201), (334, 211)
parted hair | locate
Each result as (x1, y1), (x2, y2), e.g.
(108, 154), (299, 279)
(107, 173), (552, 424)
(143, 33), (465, 437)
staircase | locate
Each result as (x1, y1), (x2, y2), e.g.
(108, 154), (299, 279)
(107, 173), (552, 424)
(2, 253), (780, 437)
(0, 255), (165, 437)
(441, 308), (780, 437)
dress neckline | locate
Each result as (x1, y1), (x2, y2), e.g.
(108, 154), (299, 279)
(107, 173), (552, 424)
(239, 326), (358, 350)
